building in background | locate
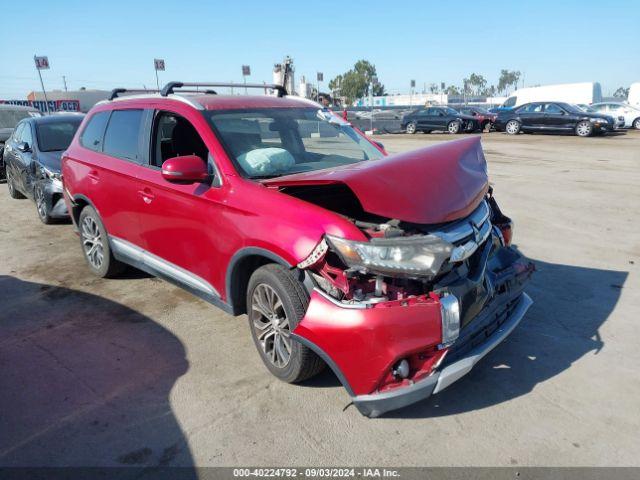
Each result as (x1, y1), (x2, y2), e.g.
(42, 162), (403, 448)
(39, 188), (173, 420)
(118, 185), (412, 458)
(27, 89), (111, 112)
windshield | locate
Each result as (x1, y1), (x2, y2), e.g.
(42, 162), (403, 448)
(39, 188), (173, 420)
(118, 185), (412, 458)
(205, 108), (384, 179)
(443, 107), (460, 115)
(0, 109), (34, 129)
(36, 119), (82, 152)
(558, 103), (583, 114)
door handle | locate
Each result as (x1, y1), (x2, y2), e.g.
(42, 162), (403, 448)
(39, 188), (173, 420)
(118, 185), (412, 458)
(138, 188), (155, 204)
(88, 170), (99, 181)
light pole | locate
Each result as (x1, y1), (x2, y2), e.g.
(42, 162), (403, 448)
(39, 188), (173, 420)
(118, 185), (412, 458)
(154, 59), (165, 91)
(33, 55), (50, 115)
(242, 65), (251, 95)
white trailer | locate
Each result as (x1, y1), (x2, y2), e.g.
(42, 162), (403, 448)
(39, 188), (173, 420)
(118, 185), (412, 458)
(501, 82), (602, 108)
(628, 83), (640, 107)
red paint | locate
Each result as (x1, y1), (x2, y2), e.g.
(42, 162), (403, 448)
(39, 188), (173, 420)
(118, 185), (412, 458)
(161, 155), (209, 183)
(292, 291), (444, 395)
(264, 136), (489, 224)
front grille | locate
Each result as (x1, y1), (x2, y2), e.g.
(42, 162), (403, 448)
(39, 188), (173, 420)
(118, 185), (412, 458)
(442, 294), (521, 366)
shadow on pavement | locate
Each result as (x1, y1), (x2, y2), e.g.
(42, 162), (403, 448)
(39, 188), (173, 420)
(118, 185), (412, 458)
(384, 256), (627, 418)
(302, 255), (627, 418)
(0, 275), (195, 475)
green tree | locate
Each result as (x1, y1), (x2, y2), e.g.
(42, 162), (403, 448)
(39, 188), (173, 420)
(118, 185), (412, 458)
(498, 69), (521, 95)
(613, 87), (629, 99)
(328, 60), (385, 104)
(468, 73), (487, 96)
(444, 85), (460, 95)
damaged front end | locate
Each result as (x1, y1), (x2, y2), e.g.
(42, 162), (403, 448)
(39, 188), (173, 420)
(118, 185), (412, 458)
(291, 190), (534, 417)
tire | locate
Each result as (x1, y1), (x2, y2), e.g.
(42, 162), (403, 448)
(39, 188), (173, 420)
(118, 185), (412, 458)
(34, 182), (53, 224)
(405, 122), (417, 134)
(78, 205), (125, 278)
(633, 118), (640, 130)
(482, 121), (491, 132)
(6, 169), (25, 199)
(447, 121), (461, 134)
(575, 120), (593, 137)
(247, 264), (325, 383)
(505, 120), (521, 135)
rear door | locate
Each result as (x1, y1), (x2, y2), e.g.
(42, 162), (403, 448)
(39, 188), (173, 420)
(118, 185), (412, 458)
(518, 103), (545, 130)
(71, 109), (148, 248)
(15, 121), (35, 195)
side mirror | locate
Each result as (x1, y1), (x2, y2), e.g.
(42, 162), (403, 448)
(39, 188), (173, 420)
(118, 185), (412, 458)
(161, 155), (209, 184)
(374, 141), (385, 151)
(17, 142), (31, 153)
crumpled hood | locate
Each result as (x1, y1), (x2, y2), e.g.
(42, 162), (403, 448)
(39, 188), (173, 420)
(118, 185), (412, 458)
(263, 136), (489, 224)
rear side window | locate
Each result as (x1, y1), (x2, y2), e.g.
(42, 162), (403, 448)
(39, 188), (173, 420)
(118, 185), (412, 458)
(103, 110), (144, 162)
(80, 111), (110, 151)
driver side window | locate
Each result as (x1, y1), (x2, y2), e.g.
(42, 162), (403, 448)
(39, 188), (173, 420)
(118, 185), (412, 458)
(151, 111), (208, 169)
(21, 123), (33, 147)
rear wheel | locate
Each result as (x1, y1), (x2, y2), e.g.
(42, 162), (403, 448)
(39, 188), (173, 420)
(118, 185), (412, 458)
(505, 120), (521, 135)
(6, 169), (25, 199)
(405, 122), (417, 134)
(575, 121), (593, 137)
(247, 264), (324, 383)
(447, 121), (461, 134)
(633, 118), (640, 130)
(78, 205), (126, 278)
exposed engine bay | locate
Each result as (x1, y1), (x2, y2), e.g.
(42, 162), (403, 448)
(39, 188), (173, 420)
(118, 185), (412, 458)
(288, 184), (519, 313)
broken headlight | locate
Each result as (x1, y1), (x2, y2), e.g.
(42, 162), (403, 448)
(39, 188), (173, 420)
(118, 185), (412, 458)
(326, 234), (453, 278)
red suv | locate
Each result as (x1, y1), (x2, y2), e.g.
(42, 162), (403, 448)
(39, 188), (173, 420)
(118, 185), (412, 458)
(62, 82), (533, 417)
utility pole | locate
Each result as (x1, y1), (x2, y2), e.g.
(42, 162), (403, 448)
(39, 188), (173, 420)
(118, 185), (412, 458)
(62, 75), (68, 92)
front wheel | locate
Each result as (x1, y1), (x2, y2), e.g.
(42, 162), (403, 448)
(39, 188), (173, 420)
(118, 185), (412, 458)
(633, 118), (640, 130)
(575, 121), (593, 137)
(447, 121), (461, 134)
(247, 264), (324, 383)
(505, 120), (521, 135)
(405, 122), (417, 134)
(34, 183), (53, 224)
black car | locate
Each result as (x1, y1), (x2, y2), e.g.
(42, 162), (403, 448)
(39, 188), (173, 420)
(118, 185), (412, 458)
(494, 102), (618, 137)
(401, 106), (478, 134)
(3, 114), (84, 223)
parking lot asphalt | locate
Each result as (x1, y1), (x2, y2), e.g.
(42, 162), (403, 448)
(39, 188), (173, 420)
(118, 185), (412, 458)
(1, 130), (639, 468)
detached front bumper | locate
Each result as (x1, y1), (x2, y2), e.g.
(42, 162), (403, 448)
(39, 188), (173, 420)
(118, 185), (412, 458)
(353, 292), (532, 417)
(292, 245), (534, 417)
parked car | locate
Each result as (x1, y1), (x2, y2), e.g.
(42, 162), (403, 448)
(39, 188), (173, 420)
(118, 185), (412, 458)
(494, 101), (619, 137)
(0, 104), (41, 181)
(401, 106), (479, 134)
(4, 114), (83, 223)
(587, 102), (640, 130)
(454, 106), (497, 131)
(62, 83), (533, 417)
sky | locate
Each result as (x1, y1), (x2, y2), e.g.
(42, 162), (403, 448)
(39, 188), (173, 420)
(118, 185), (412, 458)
(1, 0), (639, 99)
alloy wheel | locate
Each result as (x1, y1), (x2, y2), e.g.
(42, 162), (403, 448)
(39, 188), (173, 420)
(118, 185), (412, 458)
(35, 185), (47, 220)
(81, 216), (104, 269)
(506, 120), (520, 134)
(250, 283), (292, 368)
(634, 118), (640, 130)
(406, 122), (416, 134)
(7, 171), (15, 195)
(448, 121), (460, 134)
(576, 121), (592, 137)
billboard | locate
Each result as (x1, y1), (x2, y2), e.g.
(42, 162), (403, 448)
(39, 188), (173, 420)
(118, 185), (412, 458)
(0, 99), (81, 113)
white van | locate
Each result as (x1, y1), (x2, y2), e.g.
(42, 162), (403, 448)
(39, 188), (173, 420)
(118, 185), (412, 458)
(501, 82), (602, 109)
(628, 83), (640, 107)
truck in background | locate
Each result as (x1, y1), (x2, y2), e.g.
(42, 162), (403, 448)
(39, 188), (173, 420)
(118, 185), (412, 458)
(500, 82), (603, 109)
(628, 83), (640, 107)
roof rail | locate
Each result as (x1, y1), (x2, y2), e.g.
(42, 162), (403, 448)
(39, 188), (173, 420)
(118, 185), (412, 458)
(109, 88), (160, 100)
(160, 82), (287, 98)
